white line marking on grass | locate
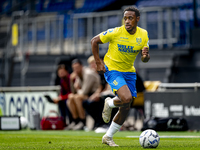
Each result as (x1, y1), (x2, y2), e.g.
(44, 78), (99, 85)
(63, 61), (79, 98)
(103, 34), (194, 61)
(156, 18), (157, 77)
(127, 136), (200, 138)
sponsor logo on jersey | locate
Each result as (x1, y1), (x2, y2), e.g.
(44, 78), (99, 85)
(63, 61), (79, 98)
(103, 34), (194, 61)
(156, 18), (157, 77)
(103, 29), (114, 35)
(120, 37), (128, 39)
(103, 31), (107, 35)
(117, 44), (139, 53)
(108, 29), (114, 33)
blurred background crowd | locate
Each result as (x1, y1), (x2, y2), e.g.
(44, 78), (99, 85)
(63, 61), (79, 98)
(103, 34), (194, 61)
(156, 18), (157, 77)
(0, 0), (200, 131)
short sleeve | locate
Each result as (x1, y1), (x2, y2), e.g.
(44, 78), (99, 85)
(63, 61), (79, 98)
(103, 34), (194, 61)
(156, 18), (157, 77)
(99, 28), (115, 43)
(142, 31), (149, 50)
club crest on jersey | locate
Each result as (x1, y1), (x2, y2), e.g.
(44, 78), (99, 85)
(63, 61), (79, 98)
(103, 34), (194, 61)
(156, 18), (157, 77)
(136, 38), (142, 45)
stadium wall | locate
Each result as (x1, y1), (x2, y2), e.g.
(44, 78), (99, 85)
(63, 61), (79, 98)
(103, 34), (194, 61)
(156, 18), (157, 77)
(145, 90), (200, 130)
(0, 86), (60, 127)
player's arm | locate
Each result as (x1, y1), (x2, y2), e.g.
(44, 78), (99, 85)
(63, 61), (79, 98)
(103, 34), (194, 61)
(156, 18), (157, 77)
(91, 35), (106, 72)
(141, 47), (150, 63)
(141, 31), (150, 63)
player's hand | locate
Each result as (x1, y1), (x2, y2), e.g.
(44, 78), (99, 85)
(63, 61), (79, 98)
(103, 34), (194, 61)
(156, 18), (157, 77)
(96, 61), (106, 73)
(141, 47), (150, 63)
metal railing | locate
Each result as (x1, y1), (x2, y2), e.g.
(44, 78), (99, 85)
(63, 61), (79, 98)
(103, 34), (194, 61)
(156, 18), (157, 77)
(138, 6), (181, 49)
(1, 5), (191, 55)
(0, 5), (193, 55)
(72, 6), (192, 53)
(0, 5), (193, 86)
(72, 10), (122, 54)
(0, 12), (64, 86)
(158, 82), (200, 91)
(0, 85), (60, 92)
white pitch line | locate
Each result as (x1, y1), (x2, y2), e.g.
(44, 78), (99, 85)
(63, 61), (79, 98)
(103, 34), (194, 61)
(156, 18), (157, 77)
(127, 136), (200, 138)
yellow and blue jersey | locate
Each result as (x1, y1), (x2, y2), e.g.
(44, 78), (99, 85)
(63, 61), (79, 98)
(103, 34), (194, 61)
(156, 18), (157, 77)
(100, 25), (149, 72)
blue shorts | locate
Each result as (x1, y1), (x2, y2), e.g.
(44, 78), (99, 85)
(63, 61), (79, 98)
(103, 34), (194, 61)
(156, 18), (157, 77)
(104, 65), (137, 97)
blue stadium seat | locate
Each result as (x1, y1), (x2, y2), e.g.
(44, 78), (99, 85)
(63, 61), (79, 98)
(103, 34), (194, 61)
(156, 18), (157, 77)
(136, 0), (194, 48)
(44, 0), (75, 12)
(136, 0), (193, 8)
(63, 14), (73, 38)
(35, 0), (45, 12)
(0, 0), (11, 13)
(73, 0), (116, 13)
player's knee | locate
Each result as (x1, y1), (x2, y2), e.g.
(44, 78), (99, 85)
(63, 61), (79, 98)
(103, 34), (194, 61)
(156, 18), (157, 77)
(122, 96), (132, 107)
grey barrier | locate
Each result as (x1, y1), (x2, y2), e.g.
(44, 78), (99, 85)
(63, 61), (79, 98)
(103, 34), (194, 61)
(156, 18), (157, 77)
(145, 90), (200, 130)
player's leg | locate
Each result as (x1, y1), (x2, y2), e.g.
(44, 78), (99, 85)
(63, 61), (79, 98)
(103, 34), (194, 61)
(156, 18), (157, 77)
(102, 87), (132, 123)
(112, 85), (133, 107)
(102, 71), (136, 146)
(102, 69), (132, 123)
(102, 85), (133, 146)
(113, 84), (133, 124)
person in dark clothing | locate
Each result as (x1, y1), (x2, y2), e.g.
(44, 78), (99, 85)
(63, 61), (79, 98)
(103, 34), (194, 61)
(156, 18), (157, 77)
(44, 64), (73, 126)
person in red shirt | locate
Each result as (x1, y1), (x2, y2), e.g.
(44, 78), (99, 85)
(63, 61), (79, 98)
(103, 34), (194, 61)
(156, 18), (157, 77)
(53, 64), (71, 103)
(45, 64), (72, 126)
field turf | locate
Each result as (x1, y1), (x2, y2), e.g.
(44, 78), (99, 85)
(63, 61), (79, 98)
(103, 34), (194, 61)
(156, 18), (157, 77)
(0, 130), (200, 149)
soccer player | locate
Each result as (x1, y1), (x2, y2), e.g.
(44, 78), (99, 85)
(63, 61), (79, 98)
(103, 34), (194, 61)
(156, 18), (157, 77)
(91, 6), (150, 146)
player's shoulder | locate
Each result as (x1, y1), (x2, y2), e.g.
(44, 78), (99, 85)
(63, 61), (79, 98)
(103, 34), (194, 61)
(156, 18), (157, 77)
(137, 26), (148, 34)
(114, 26), (124, 32)
(107, 26), (121, 34)
(137, 26), (149, 39)
(101, 26), (121, 38)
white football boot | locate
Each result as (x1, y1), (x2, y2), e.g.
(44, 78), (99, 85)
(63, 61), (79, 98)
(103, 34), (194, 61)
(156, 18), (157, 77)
(102, 135), (119, 147)
(102, 97), (112, 123)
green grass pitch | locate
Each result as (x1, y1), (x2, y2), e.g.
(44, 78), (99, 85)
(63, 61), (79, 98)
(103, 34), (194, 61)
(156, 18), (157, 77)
(0, 130), (200, 149)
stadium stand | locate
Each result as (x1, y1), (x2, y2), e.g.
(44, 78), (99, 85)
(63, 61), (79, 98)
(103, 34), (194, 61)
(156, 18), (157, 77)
(0, 0), (200, 87)
(73, 0), (116, 13)
(134, 51), (175, 83)
(135, 0), (193, 8)
(170, 51), (200, 83)
(43, 0), (75, 13)
(10, 54), (56, 86)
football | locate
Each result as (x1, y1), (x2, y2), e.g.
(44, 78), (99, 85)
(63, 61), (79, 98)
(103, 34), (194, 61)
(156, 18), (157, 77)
(20, 116), (28, 129)
(139, 129), (160, 148)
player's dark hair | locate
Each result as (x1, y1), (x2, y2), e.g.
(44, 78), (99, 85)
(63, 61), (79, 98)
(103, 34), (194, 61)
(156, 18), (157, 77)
(123, 6), (140, 17)
(71, 58), (82, 65)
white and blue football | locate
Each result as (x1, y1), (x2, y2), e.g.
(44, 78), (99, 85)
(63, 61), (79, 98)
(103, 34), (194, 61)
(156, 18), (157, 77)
(20, 116), (28, 129)
(139, 129), (160, 148)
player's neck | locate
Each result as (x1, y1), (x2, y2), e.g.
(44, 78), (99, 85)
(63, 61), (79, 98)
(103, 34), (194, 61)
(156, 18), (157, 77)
(127, 27), (137, 35)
